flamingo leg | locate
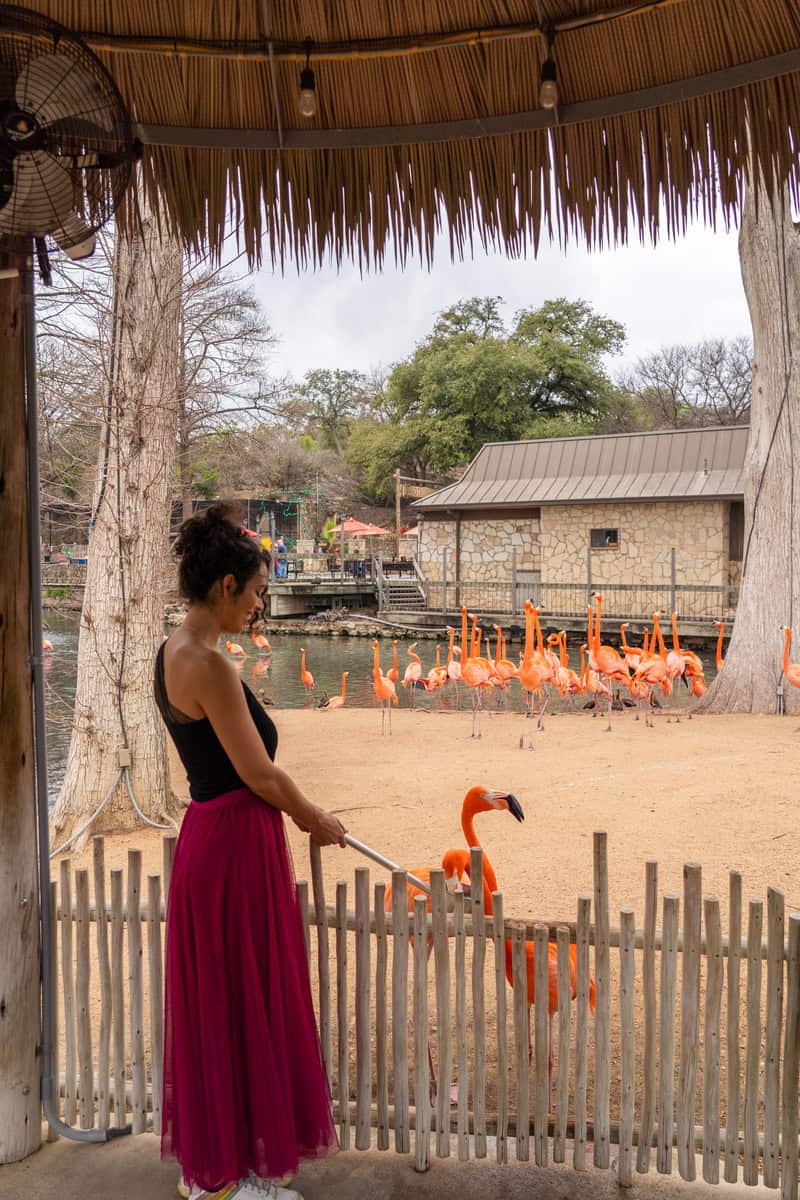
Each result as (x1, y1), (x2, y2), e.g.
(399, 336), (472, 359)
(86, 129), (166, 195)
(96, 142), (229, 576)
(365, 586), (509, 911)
(606, 681), (613, 732)
(537, 693), (549, 732)
(388, 699), (393, 735)
(380, 699), (385, 736)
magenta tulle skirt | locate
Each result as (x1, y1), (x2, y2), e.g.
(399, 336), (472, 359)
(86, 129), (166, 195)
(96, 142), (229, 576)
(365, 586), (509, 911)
(161, 787), (338, 1191)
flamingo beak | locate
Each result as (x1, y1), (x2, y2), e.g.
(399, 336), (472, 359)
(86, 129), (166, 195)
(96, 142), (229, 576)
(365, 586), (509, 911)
(489, 790), (524, 822)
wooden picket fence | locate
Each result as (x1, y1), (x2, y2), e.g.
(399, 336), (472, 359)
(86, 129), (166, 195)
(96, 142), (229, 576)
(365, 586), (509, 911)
(50, 832), (800, 1196)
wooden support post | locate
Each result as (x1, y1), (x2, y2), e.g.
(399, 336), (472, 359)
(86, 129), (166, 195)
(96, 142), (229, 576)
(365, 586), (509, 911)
(670, 547), (677, 614)
(455, 514), (462, 610)
(395, 469), (402, 558)
(0, 263), (41, 1162)
(441, 548), (447, 613)
(586, 546), (593, 604)
(511, 547), (518, 615)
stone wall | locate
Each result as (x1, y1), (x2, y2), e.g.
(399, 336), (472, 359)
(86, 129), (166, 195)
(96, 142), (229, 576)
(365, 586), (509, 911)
(539, 499), (730, 587)
(419, 515), (541, 581)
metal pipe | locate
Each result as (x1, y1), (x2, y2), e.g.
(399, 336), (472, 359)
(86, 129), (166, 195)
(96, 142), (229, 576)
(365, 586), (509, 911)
(344, 834), (431, 896)
(23, 257), (131, 1144)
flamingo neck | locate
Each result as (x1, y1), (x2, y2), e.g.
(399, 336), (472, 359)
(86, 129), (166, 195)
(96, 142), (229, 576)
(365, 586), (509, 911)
(715, 625), (724, 670)
(461, 806), (499, 895)
(392, 643), (398, 670)
(672, 612), (681, 653)
(341, 673), (347, 700)
(595, 597), (603, 653)
(447, 629), (454, 666)
(460, 609), (468, 659)
(785, 628), (792, 674)
(587, 606), (593, 651)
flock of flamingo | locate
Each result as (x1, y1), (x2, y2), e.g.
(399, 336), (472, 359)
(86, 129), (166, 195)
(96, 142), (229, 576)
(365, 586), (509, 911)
(223, 599), (800, 743)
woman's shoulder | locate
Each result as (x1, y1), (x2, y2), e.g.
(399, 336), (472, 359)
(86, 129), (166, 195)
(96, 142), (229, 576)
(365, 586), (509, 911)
(165, 633), (241, 690)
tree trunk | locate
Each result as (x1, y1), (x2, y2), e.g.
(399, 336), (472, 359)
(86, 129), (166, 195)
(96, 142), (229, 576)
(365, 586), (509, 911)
(701, 176), (800, 713)
(51, 205), (184, 849)
(0, 266), (41, 1161)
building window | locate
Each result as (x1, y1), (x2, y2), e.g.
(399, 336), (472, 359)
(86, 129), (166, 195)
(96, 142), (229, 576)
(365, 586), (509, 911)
(590, 528), (619, 549)
(729, 501), (744, 561)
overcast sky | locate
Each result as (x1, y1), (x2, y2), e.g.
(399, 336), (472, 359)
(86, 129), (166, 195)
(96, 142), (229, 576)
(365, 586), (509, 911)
(251, 217), (751, 385)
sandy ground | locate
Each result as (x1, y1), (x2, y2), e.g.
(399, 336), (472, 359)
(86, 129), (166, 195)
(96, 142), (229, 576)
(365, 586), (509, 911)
(51, 706), (800, 1136)
(60, 706), (800, 924)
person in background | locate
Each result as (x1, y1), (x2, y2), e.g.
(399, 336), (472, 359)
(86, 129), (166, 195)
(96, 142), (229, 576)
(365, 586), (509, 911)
(43, 544), (51, 563)
(155, 504), (345, 1200)
(274, 535), (288, 579)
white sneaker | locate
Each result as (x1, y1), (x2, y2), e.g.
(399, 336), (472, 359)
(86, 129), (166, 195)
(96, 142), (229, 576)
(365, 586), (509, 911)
(232, 1182), (303, 1200)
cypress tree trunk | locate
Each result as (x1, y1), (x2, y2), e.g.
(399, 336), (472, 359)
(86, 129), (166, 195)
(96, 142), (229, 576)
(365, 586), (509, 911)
(701, 176), (800, 713)
(0, 266), (41, 1161)
(51, 205), (184, 849)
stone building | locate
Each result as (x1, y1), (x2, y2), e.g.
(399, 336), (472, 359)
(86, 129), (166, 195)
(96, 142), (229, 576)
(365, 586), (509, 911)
(413, 426), (747, 619)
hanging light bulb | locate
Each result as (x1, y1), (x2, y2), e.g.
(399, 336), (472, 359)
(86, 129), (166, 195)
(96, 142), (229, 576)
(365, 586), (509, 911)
(299, 39), (317, 118)
(540, 56), (558, 109)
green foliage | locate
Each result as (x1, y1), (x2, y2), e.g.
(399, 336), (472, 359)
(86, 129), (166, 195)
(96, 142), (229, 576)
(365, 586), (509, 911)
(286, 368), (370, 455)
(192, 464), (220, 499)
(44, 586), (73, 599)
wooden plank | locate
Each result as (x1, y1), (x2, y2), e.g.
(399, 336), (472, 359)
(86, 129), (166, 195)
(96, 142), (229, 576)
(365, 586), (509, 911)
(127, 850), (146, 1134)
(470, 846), (487, 1158)
(764, 887), (785, 1188)
(657, 893), (679, 1174)
(677, 863), (702, 1181)
(75, 870), (94, 1129)
(593, 831), (611, 1168)
(310, 842), (331, 1085)
(533, 923), (549, 1167)
(413, 895), (431, 1173)
(702, 896), (723, 1185)
(110, 869), (126, 1125)
(92, 837), (112, 1131)
(511, 925), (530, 1163)
(781, 914), (800, 1200)
(335, 881), (350, 1150)
(573, 895), (591, 1171)
(47, 882), (59, 1141)
(161, 834), (176, 910)
(430, 869), (451, 1158)
(391, 870), (410, 1154)
(297, 880), (311, 965)
(374, 883), (389, 1151)
(618, 908), (636, 1188)
(553, 926), (571, 1164)
(492, 891), (507, 1165)
(744, 898), (764, 1186)
(724, 871), (743, 1182)
(637, 860), (658, 1174)
(355, 868), (372, 1151)
(147, 874), (164, 1137)
(59, 859), (77, 1126)
(454, 889), (469, 1161)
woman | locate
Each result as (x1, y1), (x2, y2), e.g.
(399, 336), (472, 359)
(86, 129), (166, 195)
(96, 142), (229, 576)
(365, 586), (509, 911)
(156, 505), (345, 1200)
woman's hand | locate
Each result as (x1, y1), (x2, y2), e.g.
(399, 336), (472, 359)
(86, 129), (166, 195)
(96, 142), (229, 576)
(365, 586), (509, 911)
(307, 807), (347, 847)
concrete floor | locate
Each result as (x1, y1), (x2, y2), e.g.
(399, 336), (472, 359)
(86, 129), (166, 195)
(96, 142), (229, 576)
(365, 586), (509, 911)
(0, 1134), (778, 1200)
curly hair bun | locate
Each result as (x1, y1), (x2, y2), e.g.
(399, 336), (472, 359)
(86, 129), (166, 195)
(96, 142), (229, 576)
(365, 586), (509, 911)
(175, 502), (265, 603)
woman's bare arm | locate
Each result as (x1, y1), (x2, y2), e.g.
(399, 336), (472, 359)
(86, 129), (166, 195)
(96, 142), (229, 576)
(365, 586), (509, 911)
(196, 652), (346, 846)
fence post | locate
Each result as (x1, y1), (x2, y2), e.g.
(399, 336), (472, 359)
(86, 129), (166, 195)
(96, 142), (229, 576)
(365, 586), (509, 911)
(511, 547), (518, 616)
(441, 547), (447, 614)
(586, 546), (593, 604)
(670, 547), (677, 614)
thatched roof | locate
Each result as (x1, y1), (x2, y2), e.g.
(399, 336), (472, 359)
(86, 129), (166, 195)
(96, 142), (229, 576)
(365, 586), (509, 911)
(24, 2), (800, 266)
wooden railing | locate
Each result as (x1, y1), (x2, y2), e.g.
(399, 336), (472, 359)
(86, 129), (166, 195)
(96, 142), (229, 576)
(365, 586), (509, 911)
(49, 832), (800, 1196)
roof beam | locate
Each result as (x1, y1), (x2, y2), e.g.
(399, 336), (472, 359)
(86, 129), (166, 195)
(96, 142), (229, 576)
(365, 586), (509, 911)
(135, 47), (800, 151)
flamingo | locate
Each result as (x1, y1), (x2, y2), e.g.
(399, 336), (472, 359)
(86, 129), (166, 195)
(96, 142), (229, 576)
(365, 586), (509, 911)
(300, 647), (315, 695)
(445, 626), (463, 708)
(669, 612), (705, 717)
(386, 640), (399, 684)
(518, 602), (549, 749)
(714, 620), (726, 670)
(321, 671), (348, 710)
(386, 785), (525, 1106)
(529, 605), (555, 728)
(492, 625), (518, 706)
(590, 594), (630, 730)
(41, 639), (54, 653)
(401, 643), (424, 708)
(450, 787), (594, 1106)
(781, 627), (800, 693)
(631, 614), (669, 725)
(619, 623), (643, 670)
(251, 632), (272, 652)
(373, 639), (398, 734)
(462, 611), (493, 738)
(225, 640), (246, 657)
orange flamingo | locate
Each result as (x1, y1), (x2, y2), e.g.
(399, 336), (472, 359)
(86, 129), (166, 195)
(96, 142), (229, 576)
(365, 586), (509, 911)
(461, 612), (493, 738)
(781, 627), (800, 693)
(385, 785), (524, 1105)
(619, 623), (643, 670)
(401, 643), (424, 709)
(226, 640), (246, 657)
(386, 640), (399, 684)
(373, 639), (398, 734)
(518, 601), (549, 749)
(670, 612), (705, 716)
(42, 639), (54, 653)
(714, 620), (726, 670)
(300, 647), (315, 695)
(251, 632), (272, 652)
(446, 626), (463, 708)
(321, 671), (348, 711)
(631, 614), (669, 725)
(450, 788), (594, 1104)
(590, 594), (630, 730)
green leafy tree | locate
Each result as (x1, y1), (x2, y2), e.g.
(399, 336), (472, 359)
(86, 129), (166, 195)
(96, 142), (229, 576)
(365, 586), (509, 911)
(286, 368), (371, 455)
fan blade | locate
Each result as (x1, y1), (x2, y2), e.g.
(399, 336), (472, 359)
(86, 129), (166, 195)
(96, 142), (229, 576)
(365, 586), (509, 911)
(44, 116), (119, 147)
(52, 215), (95, 259)
(0, 156), (36, 234)
(0, 150), (85, 243)
(16, 52), (113, 132)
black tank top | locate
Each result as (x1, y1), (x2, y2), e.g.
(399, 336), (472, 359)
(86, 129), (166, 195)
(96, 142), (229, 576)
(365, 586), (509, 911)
(154, 641), (278, 803)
